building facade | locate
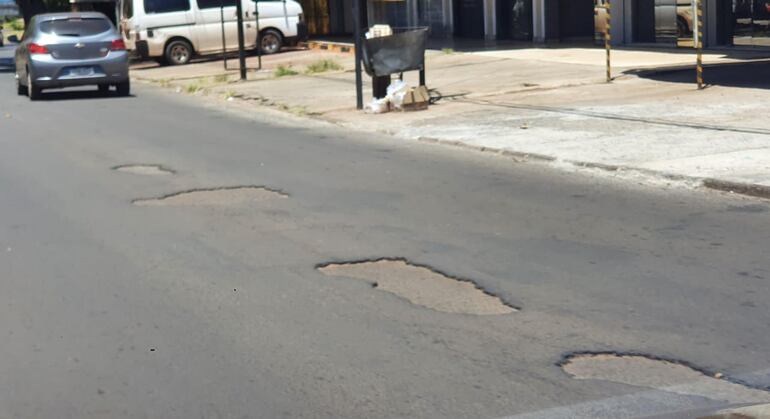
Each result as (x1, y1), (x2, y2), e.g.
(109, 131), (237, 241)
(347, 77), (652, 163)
(302, 0), (770, 50)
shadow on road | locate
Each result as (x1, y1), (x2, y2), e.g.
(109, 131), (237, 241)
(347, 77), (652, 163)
(36, 89), (135, 101)
(630, 60), (770, 89)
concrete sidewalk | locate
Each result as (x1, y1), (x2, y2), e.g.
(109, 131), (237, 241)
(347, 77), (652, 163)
(131, 46), (770, 198)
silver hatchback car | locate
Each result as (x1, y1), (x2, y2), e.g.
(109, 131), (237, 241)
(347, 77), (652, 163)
(15, 12), (130, 100)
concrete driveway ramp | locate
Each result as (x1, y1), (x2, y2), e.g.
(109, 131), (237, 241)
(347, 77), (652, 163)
(318, 259), (516, 315)
(133, 186), (288, 206)
(113, 164), (174, 175)
(561, 354), (770, 404)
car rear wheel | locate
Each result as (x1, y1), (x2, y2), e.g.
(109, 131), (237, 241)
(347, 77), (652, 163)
(27, 72), (41, 101)
(116, 81), (130, 97)
(259, 29), (283, 55)
(165, 40), (193, 66)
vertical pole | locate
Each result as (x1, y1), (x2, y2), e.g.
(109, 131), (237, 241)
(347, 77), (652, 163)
(255, 0), (262, 70)
(695, 0), (704, 89)
(605, 0), (611, 83)
(352, 0), (364, 109)
(220, 0), (228, 70)
(235, 0), (247, 80)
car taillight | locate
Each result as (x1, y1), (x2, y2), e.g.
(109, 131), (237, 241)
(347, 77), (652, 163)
(111, 39), (126, 51)
(29, 43), (50, 54)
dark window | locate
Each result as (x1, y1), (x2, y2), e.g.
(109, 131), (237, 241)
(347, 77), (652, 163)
(123, 0), (134, 19)
(38, 18), (113, 36)
(196, 0), (236, 9)
(144, 0), (191, 14)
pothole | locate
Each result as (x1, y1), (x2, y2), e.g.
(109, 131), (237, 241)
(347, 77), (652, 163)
(561, 353), (770, 404)
(113, 164), (174, 175)
(132, 186), (288, 206)
(317, 258), (517, 315)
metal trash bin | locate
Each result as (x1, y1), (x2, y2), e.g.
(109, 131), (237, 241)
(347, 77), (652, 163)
(361, 27), (428, 98)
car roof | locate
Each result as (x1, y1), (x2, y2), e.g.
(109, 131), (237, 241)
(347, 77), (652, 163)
(34, 12), (109, 22)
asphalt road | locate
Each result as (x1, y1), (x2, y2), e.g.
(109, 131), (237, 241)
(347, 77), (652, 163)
(1, 48), (769, 419)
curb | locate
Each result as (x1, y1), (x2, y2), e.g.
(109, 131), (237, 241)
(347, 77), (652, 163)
(300, 40), (354, 54)
(414, 136), (770, 201)
(139, 78), (770, 202)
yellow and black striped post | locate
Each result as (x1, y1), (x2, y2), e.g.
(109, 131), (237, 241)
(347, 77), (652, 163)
(605, 0), (612, 83)
(696, 0), (704, 89)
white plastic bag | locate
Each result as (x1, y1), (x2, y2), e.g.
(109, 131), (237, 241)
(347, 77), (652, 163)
(366, 97), (390, 114)
(386, 80), (409, 109)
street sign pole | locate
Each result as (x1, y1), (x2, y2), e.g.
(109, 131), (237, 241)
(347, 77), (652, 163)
(605, 0), (611, 82)
(694, 0), (703, 89)
(352, 0), (363, 109)
(235, 0), (247, 80)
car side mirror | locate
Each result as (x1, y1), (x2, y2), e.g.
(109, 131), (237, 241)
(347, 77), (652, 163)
(8, 35), (19, 43)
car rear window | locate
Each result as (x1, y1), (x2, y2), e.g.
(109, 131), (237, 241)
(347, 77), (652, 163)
(38, 18), (112, 37)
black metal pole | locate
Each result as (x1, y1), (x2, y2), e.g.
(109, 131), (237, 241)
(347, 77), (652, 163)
(352, 0), (363, 109)
(220, 0), (228, 70)
(235, 0), (247, 80)
(255, 0), (262, 70)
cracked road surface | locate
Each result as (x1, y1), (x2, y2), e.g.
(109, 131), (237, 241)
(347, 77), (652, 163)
(1, 58), (770, 418)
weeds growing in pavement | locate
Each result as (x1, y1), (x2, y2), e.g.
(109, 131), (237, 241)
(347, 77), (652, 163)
(304, 59), (343, 74)
(274, 65), (299, 77)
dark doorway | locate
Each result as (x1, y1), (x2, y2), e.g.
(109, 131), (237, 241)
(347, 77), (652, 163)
(497, 0), (532, 40)
(455, 0), (485, 38)
(633, 0), (655, 42)
(557, 0), (593, 41)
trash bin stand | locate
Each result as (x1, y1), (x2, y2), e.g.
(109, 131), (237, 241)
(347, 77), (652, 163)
(372, 75), (390, 99)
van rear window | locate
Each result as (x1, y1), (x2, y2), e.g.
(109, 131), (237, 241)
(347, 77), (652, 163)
(39, 18), (112, 36)
(144, 0), (191, 13)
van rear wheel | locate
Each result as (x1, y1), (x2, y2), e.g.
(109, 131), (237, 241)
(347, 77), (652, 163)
(259, 29), (283, 55)
(165, 39), (193, 65)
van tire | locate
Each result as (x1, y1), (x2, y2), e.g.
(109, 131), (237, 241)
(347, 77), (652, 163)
(259, 29), (283, 55)
(165, 39), (193, 65)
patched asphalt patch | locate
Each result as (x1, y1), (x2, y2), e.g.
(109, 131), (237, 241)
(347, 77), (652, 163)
(561, 353), (770, 404)
(317, 258), (517, 315)
(132, 186), (288, 206)
(113, 164), (174, 175)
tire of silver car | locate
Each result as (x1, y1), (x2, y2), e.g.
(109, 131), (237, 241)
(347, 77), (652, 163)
(164, 39), (193, 66)
(27, 70), (41, 101)
(259, 29), (283, 55)
(116, 80), (130, 97)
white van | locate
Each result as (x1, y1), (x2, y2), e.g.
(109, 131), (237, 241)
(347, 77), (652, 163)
(119, 0), (306, 65)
